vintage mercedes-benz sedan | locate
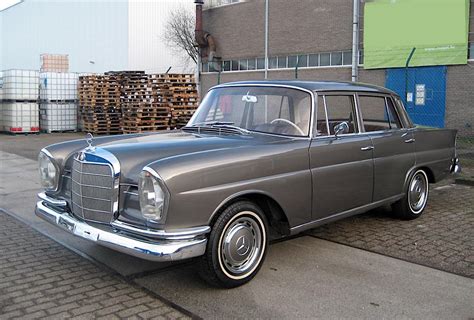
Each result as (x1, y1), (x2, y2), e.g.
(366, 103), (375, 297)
(36, 80), (460, 287)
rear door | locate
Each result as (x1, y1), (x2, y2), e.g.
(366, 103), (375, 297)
(310, 93), (374, 220)
(357, 94), (416, 201)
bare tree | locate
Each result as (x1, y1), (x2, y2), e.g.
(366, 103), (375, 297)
(163, 6), (199, 65)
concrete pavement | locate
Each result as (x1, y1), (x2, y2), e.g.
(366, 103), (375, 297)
(136, 236), (473, 319)
(0, 142), (473, 319)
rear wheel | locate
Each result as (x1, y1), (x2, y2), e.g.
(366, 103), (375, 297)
(392, 169), (429, 220)
(199, 201), (268, 288)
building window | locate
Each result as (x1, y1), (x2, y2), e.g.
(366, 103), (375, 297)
(331, 52), (343, 66)
(223, 60), (231, 71)
(359, 50), (364, 65)
(469, 43), (474, 60)
(298, 55), (308, 67)
(288, 55), (297, 68)
(239, 59), (248, 71)
(248, 58), (256, 70)
(231, 60), (239, 71)
(309, 54), (319, 67)
(269, 57), (278, 69)
(320, 53), (331, 66)
(343, 51), (352, 65)
(201, 49), (355, 73)
(278, 56), (287, 68)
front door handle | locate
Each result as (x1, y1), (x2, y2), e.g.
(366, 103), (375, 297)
(361, 146), (374, 151)
(404, 138), (415, 143)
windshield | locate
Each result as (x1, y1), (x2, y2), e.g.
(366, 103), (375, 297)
(187, 86), (312, 137)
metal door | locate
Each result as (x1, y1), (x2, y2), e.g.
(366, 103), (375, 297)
(385, 66), (447, 128)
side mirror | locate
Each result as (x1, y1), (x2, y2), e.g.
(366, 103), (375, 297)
(333, 121), (349, 138)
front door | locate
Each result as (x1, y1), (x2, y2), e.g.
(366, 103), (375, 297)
(310, 93), (374, 220)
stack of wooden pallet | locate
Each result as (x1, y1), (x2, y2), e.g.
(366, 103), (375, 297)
(78, 75), (122, 134)
(162, 74), (199, 130)
(120, 72), (171, 134)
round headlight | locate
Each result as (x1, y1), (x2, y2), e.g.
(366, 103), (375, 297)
(38, 151), (59, 191)
(139, 170), (167, 223)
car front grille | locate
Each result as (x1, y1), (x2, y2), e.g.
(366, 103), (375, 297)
(71, 152), (118, 223)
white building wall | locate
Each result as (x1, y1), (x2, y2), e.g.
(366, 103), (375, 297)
(0, 0), (196, 74)
(0, 0), (129, 73)
(128, 0), (196, 74)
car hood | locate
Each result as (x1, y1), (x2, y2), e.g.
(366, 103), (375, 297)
(90, 131), (275, 184)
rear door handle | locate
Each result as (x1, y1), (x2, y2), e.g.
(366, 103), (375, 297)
(361, 146), (374, 151)
(404, 138), (415, 143)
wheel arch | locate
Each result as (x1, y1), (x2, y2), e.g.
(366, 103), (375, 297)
(209, 191), (291, 240)
(404, 165), (436, 191)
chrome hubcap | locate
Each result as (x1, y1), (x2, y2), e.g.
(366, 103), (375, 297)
(408, 172), (428, 213)
(219, 212), (264, 278)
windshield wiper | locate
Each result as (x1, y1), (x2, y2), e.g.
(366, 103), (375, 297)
(184, 121), (250, 135)
(190, 121), (235, 127)
(211, 124), (251, 135)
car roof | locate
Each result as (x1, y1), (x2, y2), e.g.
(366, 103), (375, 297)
(212, 80), (397, 95)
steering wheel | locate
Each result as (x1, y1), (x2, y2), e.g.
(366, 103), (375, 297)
(270, 118), (305, 136)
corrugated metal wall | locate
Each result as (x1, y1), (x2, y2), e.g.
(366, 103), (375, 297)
(0, 0), (129, 72)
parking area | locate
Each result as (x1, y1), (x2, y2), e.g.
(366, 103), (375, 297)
(1, 132), (473, 318)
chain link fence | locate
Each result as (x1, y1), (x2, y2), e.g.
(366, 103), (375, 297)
(384, 64), (473, 180)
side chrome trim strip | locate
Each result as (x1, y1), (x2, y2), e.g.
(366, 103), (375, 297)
(290, 194), (403, 235)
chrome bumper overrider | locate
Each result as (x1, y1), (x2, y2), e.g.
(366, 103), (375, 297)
(35, 193), (210, 262)
(450, 157), (462, 174)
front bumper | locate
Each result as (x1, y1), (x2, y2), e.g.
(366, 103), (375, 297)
(35, 193), (210, 262)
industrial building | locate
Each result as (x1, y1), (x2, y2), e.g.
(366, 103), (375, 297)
(0, 0), (194, 73)
(199, 0), (473, 137)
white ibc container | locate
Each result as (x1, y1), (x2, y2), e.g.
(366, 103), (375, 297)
(40, 72), (78, 101)
(40, 103), (77, 132)
(0, 103), (3, 131)
(3, 70), (39, 101)
(2, 102), (39, 133)
(0, 71), (4, 101)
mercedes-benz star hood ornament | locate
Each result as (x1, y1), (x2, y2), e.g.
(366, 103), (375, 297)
(85, 132), (95, 151)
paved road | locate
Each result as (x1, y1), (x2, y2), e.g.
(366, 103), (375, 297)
(310, 183), (474, 278)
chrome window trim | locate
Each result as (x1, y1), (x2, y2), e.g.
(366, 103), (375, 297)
(356, 93), (405, 133)
(209, 83), (315, 139)
(313, 92), (360, 138)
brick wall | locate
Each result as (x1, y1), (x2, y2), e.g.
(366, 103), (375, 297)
(200, 0), (473, 137)
(445, 63), (474, 137)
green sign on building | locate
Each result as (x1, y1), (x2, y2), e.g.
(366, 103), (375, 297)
(364, 0), (470, 69)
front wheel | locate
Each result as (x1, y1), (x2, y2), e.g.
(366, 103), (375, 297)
(392, 169), (429, 220)
(198, 201), (269, 288)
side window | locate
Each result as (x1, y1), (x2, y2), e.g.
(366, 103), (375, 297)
(324, 95), (357, 135)
(358, 95), (401, 132)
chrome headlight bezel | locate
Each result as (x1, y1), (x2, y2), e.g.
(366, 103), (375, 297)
(38, 149), (60, 192)
(138, 167), (170, 224)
